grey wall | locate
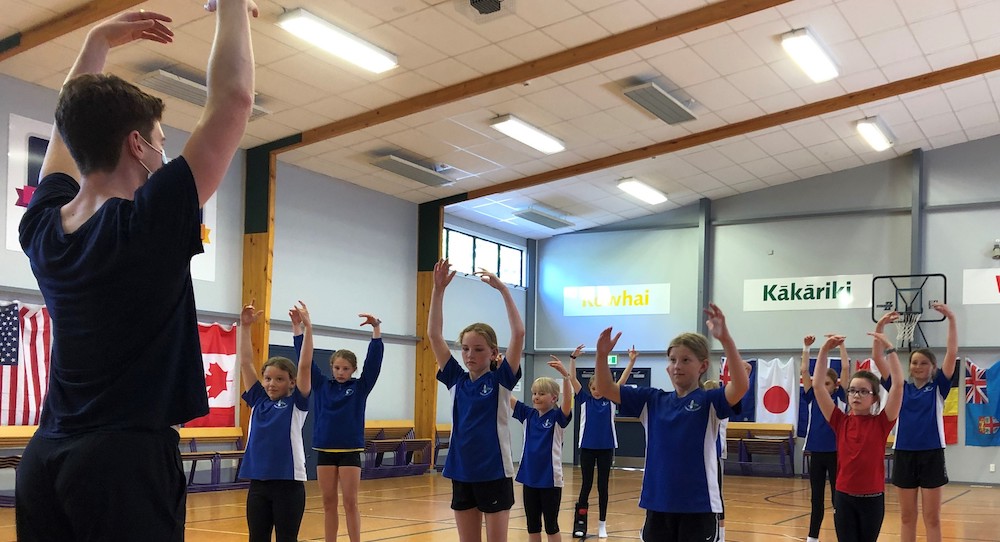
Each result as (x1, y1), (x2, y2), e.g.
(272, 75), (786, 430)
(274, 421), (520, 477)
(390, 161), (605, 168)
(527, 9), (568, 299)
(532, 140), (1000, 482)
(535, 228), (700, 352)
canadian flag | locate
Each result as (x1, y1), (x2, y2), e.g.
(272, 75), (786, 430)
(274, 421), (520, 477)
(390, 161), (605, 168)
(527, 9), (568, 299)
(185, 322), (238, 427)
(755, 357), (798, 424)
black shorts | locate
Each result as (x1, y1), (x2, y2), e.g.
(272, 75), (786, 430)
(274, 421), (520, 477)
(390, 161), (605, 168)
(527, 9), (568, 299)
(16, 428), (186, 542)
(316, 450), (362, 468)
(451, 478), (515, 513)
(641, 510), (718, 542)
(892, 448), (948, 489)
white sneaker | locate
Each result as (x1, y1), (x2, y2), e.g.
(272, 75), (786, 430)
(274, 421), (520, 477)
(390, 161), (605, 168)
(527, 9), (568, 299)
(598, 521), (608, 538)
(806, 537), (820, 542)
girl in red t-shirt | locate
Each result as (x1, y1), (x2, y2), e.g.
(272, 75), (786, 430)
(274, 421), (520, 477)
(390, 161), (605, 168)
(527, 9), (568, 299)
(812, 333), (903, 542)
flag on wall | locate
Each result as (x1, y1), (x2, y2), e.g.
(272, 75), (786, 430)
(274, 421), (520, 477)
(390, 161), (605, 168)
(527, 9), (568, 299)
(720, 357), (754, 422)
(756, 357), (798, 425)
(0, 302), (51, 426)
(184, 322), (238, 427)
(942, 359), (961, 445)
(797, 358), (845, 438)
(965, 359), (1000, 447)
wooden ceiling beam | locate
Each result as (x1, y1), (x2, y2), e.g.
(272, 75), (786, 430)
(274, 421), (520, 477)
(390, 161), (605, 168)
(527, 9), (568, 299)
(0, 0), (144, 62)
(287, 0), (792, 153)
(466, 53), (1000, 200)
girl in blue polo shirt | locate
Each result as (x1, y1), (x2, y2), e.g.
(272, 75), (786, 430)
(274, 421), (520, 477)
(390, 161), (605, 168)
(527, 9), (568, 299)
(593, 304), (750, 542)
(564, 344), (636, 539)
(511, 359), (573, 541)
(800, 334), (849, 542)
(237, 301), (313, 542)
(872, 304), (957, 542)
(293, 309), (384, 542)
(428, 258), (525, 542)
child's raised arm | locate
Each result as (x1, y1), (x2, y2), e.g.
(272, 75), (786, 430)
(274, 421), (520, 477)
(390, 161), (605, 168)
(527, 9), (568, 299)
(548, 358), (574, 417)
(813, 335), (844, 422)
(428, 259), (457, 371)
(935, 303), (958, 380)
(705, 303), (748, 406)
(618, 345), (638, 386)
(838, 339), (850, 391)
(870, 331), (905, 421)
(594, 327), (623, 404)
(294, 301), (314, 397)
(565, 344), (584, 394)
(801, 335), (816, 392)
(871, 311), (898, 381)
(238, 302), (263, 393)
(475, 268), (525, 375)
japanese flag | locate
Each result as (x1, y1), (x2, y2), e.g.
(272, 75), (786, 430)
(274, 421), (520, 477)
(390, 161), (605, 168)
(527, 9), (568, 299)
(756, 357), (798, 424)
(185, 322), (237, 427)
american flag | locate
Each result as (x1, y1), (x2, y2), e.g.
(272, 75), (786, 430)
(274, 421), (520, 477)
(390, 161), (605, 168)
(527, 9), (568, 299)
(966, 359), (989, 405)
(0, 302), (51, 425)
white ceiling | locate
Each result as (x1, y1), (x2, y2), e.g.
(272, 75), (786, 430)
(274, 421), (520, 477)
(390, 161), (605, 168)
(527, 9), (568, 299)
(4, 0), (1000, 239)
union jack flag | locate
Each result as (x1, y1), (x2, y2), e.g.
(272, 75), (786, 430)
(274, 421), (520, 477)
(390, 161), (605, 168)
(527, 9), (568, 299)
(966, 359), (989, 405)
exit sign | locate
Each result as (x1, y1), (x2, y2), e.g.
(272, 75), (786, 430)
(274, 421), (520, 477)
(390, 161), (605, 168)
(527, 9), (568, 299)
(608, 355), (618, 366)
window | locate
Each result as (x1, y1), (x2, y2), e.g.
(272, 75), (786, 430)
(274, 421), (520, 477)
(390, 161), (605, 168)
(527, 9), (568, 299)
(443, 228), (525, 287)
(445, 230), (473, 275)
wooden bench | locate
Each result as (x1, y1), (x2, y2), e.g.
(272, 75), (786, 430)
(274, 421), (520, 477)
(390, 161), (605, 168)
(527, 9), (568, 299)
(0, 425), (33, 508)
(433, 423), (451, 472)
(361, 420), (432, 479)
(728, 422), (796, 477)
(178, 427), (247, 492)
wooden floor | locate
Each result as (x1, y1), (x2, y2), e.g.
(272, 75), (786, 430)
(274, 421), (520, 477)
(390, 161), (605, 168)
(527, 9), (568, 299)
(0, 469), (996, 541)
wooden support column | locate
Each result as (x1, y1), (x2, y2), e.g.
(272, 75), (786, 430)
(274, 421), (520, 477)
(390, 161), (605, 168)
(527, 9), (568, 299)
(240, 135), (300, 440)
(415, 196), (466, 466)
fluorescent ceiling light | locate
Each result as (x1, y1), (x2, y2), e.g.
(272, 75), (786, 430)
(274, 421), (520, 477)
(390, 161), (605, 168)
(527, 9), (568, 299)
(513, 208), (574, 229)
(618, 178), (667, 205)
(489, 115), (564, 154)
(780, 28), (838, 83)
(277, 9), (397, 74)
(855, 116), (895, 152)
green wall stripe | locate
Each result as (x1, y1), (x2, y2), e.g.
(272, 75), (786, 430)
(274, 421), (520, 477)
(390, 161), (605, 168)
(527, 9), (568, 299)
(244, 134), (302, 234)
(417, 194), (467, 272)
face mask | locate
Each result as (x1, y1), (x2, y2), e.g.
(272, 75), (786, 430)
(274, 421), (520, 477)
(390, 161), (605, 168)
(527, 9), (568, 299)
(138, 134), (168, 176)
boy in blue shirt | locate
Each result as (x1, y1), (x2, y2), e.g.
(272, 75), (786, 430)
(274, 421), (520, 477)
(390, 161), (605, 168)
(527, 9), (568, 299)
(511, 360), (573, 541)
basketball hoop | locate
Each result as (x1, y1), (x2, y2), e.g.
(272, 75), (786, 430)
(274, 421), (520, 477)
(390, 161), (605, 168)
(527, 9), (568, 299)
(894, 312), (922, 347)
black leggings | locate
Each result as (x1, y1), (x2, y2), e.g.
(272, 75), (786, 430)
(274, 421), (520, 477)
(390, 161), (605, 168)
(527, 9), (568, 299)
(833, 491), (884, 542)
(808, 451), (838, 538)
(246, 479), (306, 542)
(523, 486), (562, 535)
(578, 448), (613, 521)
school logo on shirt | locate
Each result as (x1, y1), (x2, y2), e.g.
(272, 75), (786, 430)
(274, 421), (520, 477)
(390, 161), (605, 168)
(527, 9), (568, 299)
(345, 388), (355, 396)
(541, 419), (553, 429)
(274, 399), (288, 409)
(684, 399), (702, 412)
(480, 383), (494, 396)
(601, 400), (609, 407)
